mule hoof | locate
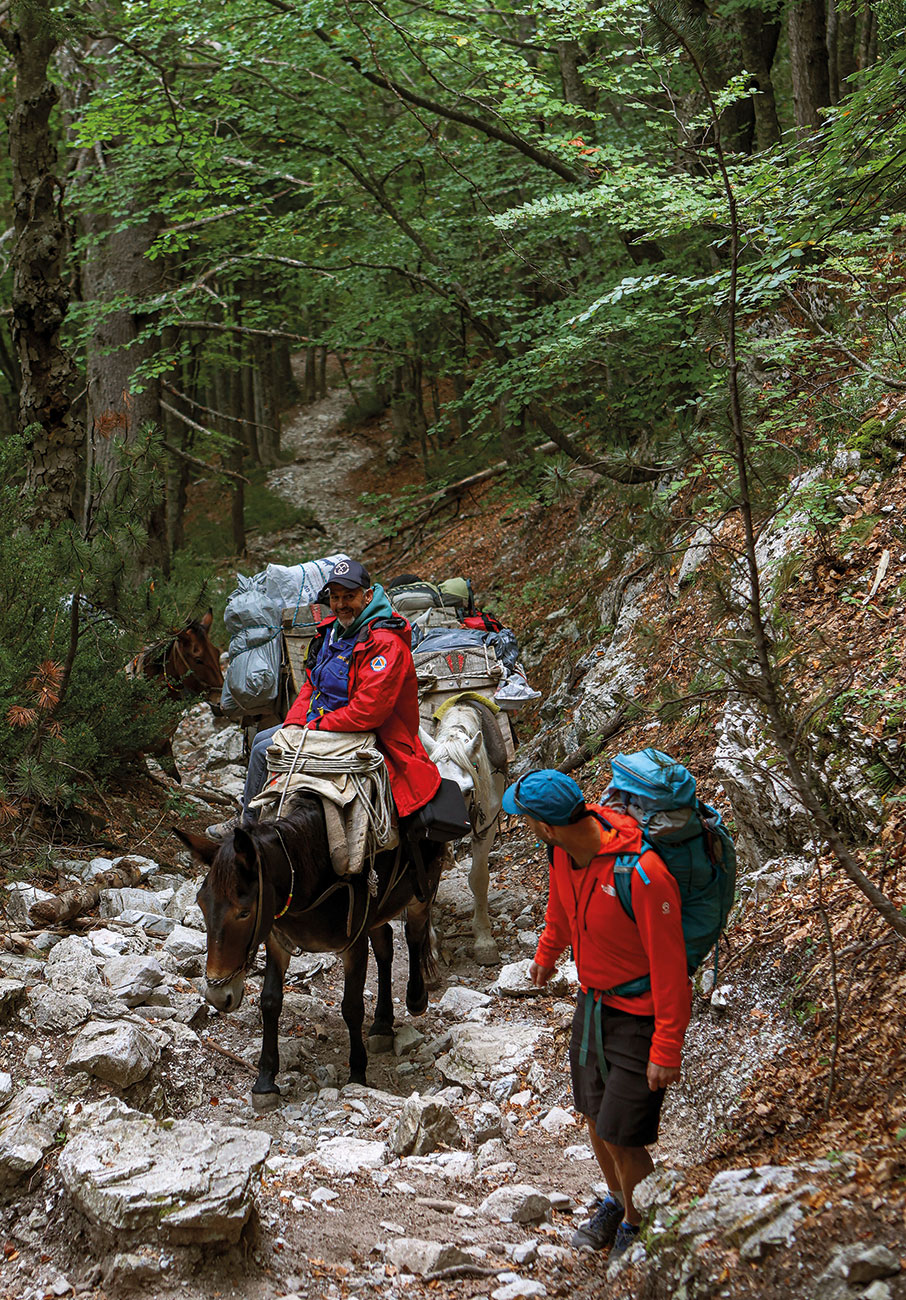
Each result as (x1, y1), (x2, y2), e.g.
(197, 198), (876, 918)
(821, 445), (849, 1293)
(367, 1033), (395, 1055)
(473, 938), (500, 966)
(406, 991), (429, 1016)
(251, 1088), (281, 1112)
(348, 1070), (367, 1087)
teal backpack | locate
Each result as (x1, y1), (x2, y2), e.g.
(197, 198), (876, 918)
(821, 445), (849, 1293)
(601, 748), (737, 997)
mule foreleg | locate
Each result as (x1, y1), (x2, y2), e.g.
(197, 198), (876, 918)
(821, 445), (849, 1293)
(404, 899), (434, 1016)
(340, 938), (370, 1085)
(469, 824), (500, 966)
(252, 938), (290, 1109)
(368, 923), (395, 1041)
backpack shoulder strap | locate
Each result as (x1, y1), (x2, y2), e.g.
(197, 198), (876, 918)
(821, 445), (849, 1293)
(612, 841), (654, 921)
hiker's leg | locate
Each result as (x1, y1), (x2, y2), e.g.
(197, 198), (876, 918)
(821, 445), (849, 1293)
(601, 1141), (654, 1224)
(242, 725), (279, 818)
(585, 1116), (622, 1199)
(591, 1006), (665, 1223)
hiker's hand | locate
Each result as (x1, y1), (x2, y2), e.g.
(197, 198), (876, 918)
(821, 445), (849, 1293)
(529, 961), (554, 987)
(647, 1062), (681, 1091)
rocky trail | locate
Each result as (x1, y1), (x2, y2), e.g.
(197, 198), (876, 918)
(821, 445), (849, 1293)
(1, 393), (904, 1300)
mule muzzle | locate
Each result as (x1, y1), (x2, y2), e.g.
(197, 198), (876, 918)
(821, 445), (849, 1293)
(204, 970), (246, 1012)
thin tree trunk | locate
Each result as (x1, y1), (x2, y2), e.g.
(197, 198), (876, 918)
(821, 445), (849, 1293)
(6, 0), (82, 524)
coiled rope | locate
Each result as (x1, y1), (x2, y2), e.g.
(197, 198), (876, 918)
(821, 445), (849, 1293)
(258, 730), (395, 853)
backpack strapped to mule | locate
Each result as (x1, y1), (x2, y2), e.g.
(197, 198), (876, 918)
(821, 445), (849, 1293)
(600, 748), (736, 998)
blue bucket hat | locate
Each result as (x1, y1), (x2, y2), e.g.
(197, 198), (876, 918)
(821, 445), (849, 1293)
(502, 770), (585, 826)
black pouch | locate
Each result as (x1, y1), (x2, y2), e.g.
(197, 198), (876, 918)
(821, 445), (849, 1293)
(408, 777), (471, 842)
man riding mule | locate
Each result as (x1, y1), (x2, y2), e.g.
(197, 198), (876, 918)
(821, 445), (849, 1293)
(207, 559), (441, 839)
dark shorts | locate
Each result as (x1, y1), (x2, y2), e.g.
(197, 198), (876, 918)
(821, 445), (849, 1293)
(569, 991), (666, 1148)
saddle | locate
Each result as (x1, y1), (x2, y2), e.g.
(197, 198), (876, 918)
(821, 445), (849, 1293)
(249, 726), (398, 878)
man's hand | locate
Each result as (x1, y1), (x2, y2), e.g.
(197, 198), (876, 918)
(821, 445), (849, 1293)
(529, 960), (554, 987)
(647, 1061), (681, 1091)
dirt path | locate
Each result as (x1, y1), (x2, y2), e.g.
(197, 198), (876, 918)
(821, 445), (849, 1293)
(264, 384), (383, 557)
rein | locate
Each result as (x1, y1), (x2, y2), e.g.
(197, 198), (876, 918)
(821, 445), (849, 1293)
(209, 823), (411, 988)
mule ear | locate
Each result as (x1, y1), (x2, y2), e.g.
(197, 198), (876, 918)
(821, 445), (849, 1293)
(172, 828), (220, 865)
(419, 725), (436, 758)
(232, 826), (258, 884)
(200, 609), (214, 632)
(468, 732), (482, 758)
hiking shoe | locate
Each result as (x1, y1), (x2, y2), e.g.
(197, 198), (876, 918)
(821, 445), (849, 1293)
(609, 1220), (641, 1260)
(571, 1195), (625, 1251)
(205, 816), (240, 841)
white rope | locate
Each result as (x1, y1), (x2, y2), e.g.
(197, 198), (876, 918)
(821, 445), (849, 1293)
(266, 730), (396, 851)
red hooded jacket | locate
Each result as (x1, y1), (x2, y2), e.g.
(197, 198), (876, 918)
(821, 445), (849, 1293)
(534, 805), (691, 1069)
(283, 612), (440, 818)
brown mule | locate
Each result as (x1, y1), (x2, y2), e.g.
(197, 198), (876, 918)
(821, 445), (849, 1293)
(131, 610), (223, 777)
(132, 610), (224, 699)
(176, 796), (446, 1107)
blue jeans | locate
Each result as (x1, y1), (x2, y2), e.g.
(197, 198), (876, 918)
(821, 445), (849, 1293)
(242, 725), (281, 819)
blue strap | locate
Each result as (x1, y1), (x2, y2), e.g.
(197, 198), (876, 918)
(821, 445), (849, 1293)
(578, 993), (608, 1082)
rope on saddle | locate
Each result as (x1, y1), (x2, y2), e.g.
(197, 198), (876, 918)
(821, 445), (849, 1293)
(267, 731), (395, 852)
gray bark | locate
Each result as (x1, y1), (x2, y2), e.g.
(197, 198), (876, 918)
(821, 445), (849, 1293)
(6, 0), (82, 523)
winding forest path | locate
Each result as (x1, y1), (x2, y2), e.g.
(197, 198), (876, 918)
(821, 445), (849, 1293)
(263, 382), (383, 558)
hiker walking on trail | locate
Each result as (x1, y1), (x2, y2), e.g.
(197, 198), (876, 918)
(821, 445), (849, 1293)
(501, 769), (690, 1261)
(207, 559), (440, 839)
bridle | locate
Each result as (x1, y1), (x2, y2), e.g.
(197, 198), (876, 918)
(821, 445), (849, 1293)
(205, 827), (295, 989)
(205, 823), (410, 989)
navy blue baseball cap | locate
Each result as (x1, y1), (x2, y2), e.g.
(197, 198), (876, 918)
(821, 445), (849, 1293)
(326, 559), (371, 590)
(502, 770), (585, 825)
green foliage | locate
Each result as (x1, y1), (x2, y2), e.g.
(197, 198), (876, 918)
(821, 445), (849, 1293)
(0, 438), (211, 826)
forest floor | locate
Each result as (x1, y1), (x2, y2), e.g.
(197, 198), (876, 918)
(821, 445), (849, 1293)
(2, 380), (905, 1300)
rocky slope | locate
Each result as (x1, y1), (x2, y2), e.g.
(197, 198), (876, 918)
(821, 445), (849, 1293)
(2, 390), (905, 1300)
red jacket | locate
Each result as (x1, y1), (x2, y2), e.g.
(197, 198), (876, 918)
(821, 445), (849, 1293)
(535, 805), (690, 1068)
(283, 613), (440, 818)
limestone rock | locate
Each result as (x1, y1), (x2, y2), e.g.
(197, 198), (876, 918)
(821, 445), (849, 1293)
(104, 955), (165, 1007)
(27, 986), (92, 1032)
(821, 1244), (901, 1285)
(99, 887), (166, 918)
(45, 936), (102, 991)
(59, 1100), (270, 1244)
(117, 910), (177, 938)
(492, 1282), (547, 1300)
(492, 960), (569, 998)
(539, 1106), (576, 1136)
(0, 1086), (58, 1191)
(436, 986), (492, 1017)
(478, 1184), (551, 1224)
(4, 882), (56, 927)
(473, 1101), (505, 1146)
(476, 1138), (510, 1169)
(390, 1094), (464, 1157)
(672, 1164), (818, 1261)
(66, 1019), (161, 1087)
(165, 882), (201, 923)
(384, 1238), (471, 1276)
(435, 1022), (549, 1088)
(0, 978), (26, 1020)
(394, 1025), (425, 1057)
(311, 1136), (387, 1175)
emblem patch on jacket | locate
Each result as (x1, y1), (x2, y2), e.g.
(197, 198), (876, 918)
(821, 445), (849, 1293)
(370, 655), (387, 672)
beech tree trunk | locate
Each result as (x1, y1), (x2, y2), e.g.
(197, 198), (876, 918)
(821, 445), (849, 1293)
(737, 7), (782, 148)
(789, 0), (832, 132)
(5, 0), (82, 523)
